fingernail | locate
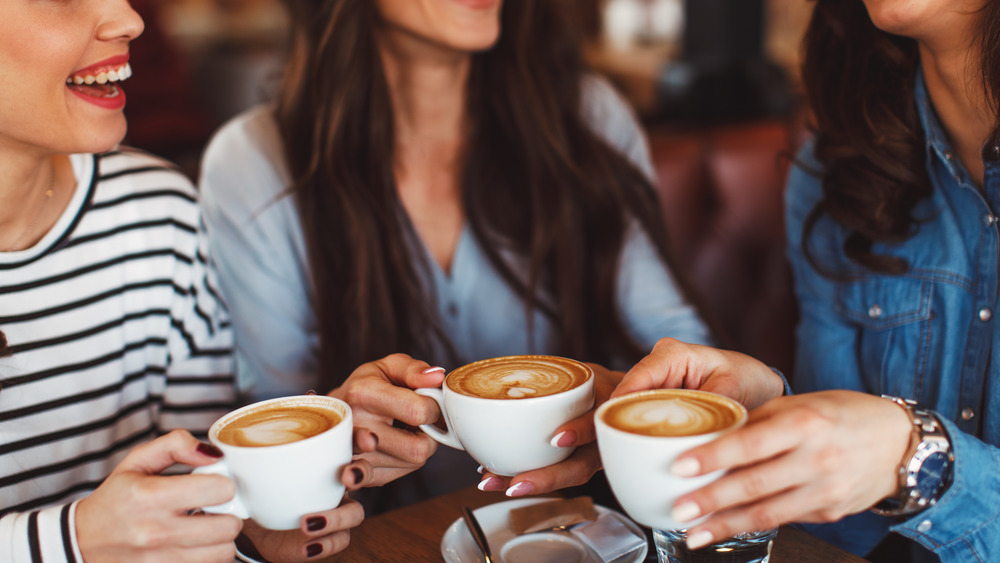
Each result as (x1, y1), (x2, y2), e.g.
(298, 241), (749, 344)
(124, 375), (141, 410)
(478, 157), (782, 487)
(197, 443), (223, 457)
(506, 481), (534, 497)
(687, 530), (714, 550)
(672, 457), (700, 477)
(550, 430), (577, 448)
(478, 476), (502, 491)
(306, 516), (326, 531)
(351, 467), (364, 486)
(306, 389), (318, 395)
(421, 366), (446, 375)
(671, 501), (701, 523)
(477, 465), (485, 474)
(306, 543), (323, 558)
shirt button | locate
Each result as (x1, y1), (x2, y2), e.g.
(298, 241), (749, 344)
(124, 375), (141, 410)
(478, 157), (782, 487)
(943, 150), (954, 161)
(985, 214), (996, 226)
(917, 520), (933, 533)
(868, 304), (883, 319)
(979, 308), (993, 322)
(961, 408), (975, 421)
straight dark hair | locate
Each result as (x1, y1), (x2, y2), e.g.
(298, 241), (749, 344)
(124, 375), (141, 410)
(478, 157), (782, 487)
(275, 0), (704, 388)
(801, 0), (1000, 274)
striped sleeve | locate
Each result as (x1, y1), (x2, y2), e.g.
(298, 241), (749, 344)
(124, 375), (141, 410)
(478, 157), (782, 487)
(0, 501), (83, 563)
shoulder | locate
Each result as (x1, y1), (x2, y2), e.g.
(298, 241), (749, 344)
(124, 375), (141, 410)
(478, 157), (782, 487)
(199, 105), (292, 223)
(90, 149), (199, 214)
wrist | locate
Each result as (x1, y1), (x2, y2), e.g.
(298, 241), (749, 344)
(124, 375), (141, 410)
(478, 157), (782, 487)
(871, 396), (953, 517)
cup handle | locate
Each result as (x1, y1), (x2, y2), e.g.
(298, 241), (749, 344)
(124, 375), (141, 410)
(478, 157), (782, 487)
(414, 387), (465, 451)
(192, 461), (250, 519)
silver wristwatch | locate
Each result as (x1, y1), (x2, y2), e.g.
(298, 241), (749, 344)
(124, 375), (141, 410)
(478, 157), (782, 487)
(871, 396), (953, 517)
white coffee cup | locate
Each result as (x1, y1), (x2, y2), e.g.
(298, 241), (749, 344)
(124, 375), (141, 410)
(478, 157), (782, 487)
(193, 395), (353, 530)
(595, 389), (747, 530)
(415, 355), (594, 476)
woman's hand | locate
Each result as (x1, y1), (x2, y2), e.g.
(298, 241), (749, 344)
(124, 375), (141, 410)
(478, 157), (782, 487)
(75, 429), (244, 563)
(329, 353), (447, 486)
(478, 363), (623, 496)
(670, 390), (912, 549)
(613, 338), (785, 409)
(239, 428), (376, 562)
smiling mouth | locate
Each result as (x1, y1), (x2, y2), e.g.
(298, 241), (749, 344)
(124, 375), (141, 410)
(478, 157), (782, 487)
(65, 63), (133, 99)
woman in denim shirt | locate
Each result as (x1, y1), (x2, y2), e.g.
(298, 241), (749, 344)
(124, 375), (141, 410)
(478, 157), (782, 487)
(611, 1), (1000, 561)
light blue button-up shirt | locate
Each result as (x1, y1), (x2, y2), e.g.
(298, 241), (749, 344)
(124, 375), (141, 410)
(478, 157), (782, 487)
(785, 72), (1000, 562)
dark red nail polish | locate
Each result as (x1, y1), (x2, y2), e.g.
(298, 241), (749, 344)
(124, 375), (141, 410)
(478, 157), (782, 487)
(197, 443), (223, 457)
(306, 543), (323, 558)
(352, 467), (364, 486)
(306, 516), (326, 531)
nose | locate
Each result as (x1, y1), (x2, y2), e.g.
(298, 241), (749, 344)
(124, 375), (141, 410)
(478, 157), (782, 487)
(96, 0), (146, 42)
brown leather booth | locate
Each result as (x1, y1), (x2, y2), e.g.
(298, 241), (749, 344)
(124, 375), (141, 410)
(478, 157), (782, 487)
(648, 120), (802, 376)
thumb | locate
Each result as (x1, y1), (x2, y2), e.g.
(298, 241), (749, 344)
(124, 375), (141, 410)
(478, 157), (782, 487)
(112, 429), (224, 476)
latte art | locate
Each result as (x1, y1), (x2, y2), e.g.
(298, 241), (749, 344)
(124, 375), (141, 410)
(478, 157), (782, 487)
(447, 355), (591, 400)
(602, 390), (743, 437)
(218, 405), (341, 447)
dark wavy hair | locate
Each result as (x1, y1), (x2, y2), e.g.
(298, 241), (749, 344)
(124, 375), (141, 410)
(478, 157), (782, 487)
(801, 0), (1000, 274)
(275, 0), (703, 388)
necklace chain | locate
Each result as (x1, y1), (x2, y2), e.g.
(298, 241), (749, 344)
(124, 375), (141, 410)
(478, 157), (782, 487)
(3, 169), (57, 252)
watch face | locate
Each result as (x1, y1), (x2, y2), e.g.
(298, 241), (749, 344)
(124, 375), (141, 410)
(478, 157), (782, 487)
(916, 452), (950, 499)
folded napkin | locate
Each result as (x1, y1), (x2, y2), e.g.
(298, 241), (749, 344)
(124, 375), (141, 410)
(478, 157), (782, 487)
(570, 512), (647, 563)
(508, 497), (646, 562)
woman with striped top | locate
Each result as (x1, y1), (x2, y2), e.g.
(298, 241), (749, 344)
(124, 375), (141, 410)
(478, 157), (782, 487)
(0, 1), (387, 562)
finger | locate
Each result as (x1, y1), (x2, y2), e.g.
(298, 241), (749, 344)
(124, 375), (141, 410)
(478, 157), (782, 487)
(132, 473), (238, 512)
(340, 460), (375, 491)
(160, 543), (239, 563)
(344, 379), (442, 426)
(302, 496), (365, 538)
(498, 444), (602, 497)
(368, 353), (447, 390)
(671, 408), (798, 478)
(670, 453), (806, 525)
(549, 412), (597, 449)
(683, 485), (817, 551)
(364, 424), (438, 465)
(613, 338), (706, 398)
(352, 428), (378, 454)
(301, 530), (352, 561)
(113, 429), (223, 475)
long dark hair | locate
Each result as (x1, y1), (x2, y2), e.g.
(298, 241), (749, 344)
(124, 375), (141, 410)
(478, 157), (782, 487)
(275, 0), (700, 388)
(801, 0), (1000, 274)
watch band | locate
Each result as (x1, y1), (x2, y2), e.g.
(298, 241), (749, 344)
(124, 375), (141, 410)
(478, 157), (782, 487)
(871, 396), (953, 517)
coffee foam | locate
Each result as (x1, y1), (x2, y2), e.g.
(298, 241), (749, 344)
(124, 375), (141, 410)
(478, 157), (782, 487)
(447, 355), (591, 400)
(217, 405), (341, 447)
(603, 391), (743, 437)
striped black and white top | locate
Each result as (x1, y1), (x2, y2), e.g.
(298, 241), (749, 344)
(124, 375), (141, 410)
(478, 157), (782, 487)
(0, 150), (237, 562)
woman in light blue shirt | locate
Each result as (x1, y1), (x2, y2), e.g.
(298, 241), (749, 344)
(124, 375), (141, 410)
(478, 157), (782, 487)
(612, 1), (1000, 561)
(200, 0), (712, 512)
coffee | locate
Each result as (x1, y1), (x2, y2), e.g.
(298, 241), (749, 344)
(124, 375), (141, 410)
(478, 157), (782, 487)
(601, 389), (743, 437)
(447, 355), (591, 400)
(217, 403), (342, 447)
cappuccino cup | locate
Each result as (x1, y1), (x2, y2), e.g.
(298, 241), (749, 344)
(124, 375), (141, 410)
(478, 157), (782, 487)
(193, 395), (352, 530)
(415, 355), (594, 476)
(595, 389), (746, 530)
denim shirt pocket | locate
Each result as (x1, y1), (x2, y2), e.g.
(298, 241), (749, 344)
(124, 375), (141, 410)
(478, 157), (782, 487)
(834, 277), (933, 398)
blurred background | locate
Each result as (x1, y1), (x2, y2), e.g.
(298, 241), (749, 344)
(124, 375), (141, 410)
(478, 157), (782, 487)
(128, 0), (817, 377)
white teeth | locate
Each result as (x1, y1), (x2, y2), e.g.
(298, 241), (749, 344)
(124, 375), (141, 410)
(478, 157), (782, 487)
(66, 63), (132, 86)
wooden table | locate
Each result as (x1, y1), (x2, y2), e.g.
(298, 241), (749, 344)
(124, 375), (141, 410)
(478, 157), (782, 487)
(335, 486), (867, 562)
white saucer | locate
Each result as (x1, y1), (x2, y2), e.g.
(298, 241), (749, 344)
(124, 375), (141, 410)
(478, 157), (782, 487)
(441, 497), (648, 563)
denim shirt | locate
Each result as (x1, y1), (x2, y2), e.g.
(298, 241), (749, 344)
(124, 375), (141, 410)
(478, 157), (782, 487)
(785, 73), (1000, 562)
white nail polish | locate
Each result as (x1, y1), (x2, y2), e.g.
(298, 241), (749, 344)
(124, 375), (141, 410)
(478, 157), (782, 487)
(477, 465), (484, 474)
(672, 457), (700, 477)
(477, 478), (491, 491)
(421, 366), (445, 375)
(505, 481), (532, 497)
(549, 431), (567, 447)
(687, 530), (714, 550)
(671, 501), (700, 523)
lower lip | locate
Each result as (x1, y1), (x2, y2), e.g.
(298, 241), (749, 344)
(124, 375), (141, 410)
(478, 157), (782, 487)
(67, 84), (127, 110)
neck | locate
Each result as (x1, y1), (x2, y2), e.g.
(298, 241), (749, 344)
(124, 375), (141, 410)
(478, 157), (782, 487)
(919, 34), (993, 187)
(0, 152), (69, 252)
(378, 30), (470, 169)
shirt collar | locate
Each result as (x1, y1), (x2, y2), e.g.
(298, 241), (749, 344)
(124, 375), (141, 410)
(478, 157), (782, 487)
(914, 67), (974, 185)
